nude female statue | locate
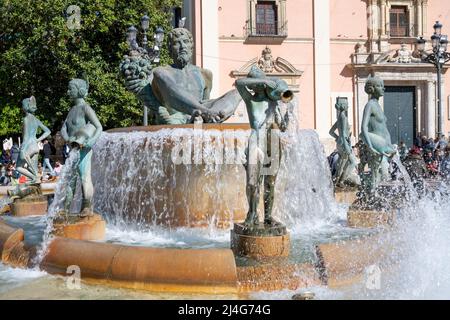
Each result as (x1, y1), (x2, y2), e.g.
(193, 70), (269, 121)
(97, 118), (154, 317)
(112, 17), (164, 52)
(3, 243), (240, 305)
(360, 76), (396, 192)
(60, 79), (103, 217)
(16, 96), (51, 183)
(329, 97), (360, 187)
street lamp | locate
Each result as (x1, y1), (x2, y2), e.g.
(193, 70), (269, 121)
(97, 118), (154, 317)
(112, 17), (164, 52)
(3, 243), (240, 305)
(126, 15), (166, 126)
(417, 21), (450, 137)
(417, 36), (426, 51)
(141, 14), (150, 50)
(434, 21), (443, 36)
(126, 16), (165, 63)
(153, 26), (164, 64)
(126, 26), (138, 50)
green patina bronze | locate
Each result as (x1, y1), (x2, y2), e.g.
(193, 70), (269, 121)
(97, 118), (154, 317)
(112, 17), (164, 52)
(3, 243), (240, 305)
(235, 66), (294, 231)
(120, 28), (242, 124)
(60, 78), (103, 217)
(16, 96), (51, 184)
(329, 97), (360, 187)
(359, 76), (396, 195)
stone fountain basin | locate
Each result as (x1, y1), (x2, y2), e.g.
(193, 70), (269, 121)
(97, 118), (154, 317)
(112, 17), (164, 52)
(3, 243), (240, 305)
(0, 183), (57, 196)
(0, 218), (392, 295)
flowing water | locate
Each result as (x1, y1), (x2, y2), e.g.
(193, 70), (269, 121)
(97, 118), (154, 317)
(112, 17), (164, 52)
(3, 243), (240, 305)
(92, 128), (345, 233)
(32, 149), (81, 266)
(2, 126), (450, 299)
(251, 186), (450, 300)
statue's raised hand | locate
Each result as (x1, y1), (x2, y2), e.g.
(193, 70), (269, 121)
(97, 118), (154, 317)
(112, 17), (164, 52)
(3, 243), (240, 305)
(120, 55), (152, 94)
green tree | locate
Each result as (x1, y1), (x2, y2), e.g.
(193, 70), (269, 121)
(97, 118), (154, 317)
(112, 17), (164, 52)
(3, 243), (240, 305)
(0, 104), (21, 137)
(0, 0), (181, 136)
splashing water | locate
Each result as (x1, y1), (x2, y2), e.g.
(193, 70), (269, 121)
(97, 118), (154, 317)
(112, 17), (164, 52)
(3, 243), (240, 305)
(32, 149), (81, 266)
(274, 129), (346, 232)
(92, 129), (248, 229)
(0, 264), (47, 295)
(91, 128), (343, 234)
(4, 125), (450, 299)
(105, 224), (230, 249)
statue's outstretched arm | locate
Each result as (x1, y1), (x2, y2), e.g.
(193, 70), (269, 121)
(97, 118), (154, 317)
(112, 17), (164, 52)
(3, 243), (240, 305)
(235, 78), (275, 101)
(84, 105), (103, 148)
(329, 121), (339, 140)
(235, 79), (254, 102)
(236, 77), (275, 90)
(36, 119), (51, 142)
(152, 68), (211, 115)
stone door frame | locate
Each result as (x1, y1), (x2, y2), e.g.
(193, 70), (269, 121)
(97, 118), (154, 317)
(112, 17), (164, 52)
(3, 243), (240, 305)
(352, 64), (448, 140)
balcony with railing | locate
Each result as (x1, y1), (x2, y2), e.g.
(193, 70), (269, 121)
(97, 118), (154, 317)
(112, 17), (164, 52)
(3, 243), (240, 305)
(244, 19), (288, 43)
(387, 24), (419, 45)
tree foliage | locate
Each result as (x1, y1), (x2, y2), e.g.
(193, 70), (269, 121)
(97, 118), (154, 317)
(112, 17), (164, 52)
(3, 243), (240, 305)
(0, 0), (181, 136)
(0, 104), (21, 137)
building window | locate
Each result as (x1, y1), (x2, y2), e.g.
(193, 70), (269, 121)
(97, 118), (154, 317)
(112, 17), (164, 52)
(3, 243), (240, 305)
(390, 6), (409, 37)
(173, 7), (182, 28)
(256, 1), (277, 35)
(245, 0), (287, 40)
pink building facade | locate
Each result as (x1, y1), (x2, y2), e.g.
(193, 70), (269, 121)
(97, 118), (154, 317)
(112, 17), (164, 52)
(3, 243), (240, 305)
(179, 0), (450, 148)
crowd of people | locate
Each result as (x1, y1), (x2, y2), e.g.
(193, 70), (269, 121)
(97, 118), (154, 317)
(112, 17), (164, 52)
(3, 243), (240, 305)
(399, 134), (450, 180)
(329, 133), (450, 190)
(0, 139), (67, 186)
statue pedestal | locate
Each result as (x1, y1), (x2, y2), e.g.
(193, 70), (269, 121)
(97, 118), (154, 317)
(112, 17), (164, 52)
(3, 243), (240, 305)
(231, 222), (290, 259)
(11, 196), (48, 217)
(347, 208), (395, 228)
(347, 181), (407, 228)
(52, 213), (105, 241)
(335, 187), (358, 204)
(0, 204), (10, 215)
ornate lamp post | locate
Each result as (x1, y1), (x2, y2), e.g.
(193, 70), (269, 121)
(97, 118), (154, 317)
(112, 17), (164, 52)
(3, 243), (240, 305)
(141, 14), (150, 50)
(153, 26), (165, 64)
(417, 21), (450, 137)
(126, 26), (138, 51)
(126, 15), (165, 126)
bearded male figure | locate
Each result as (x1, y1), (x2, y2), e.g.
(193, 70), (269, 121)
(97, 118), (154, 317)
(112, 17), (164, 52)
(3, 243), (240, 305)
(121, 28), (242, 124)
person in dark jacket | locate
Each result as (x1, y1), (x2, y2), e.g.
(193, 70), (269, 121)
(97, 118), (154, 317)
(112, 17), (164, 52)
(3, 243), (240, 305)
(403, 146), (428, 194)
(10, 143), (20, 164)
(440, 146), (450, 179)
(42, 139), (55, 176)
(0, 149), (11, 165)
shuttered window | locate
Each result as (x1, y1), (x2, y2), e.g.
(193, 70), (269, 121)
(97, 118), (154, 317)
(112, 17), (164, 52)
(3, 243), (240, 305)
(390, 6), (409, 37)
(256, 1), (277, 35)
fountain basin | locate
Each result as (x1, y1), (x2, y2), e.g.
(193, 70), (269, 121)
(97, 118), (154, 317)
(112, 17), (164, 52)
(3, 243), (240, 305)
(10, 196), (48, 217)
(347, 209), (395, 228)
(334, 187), (358, 204)
(316, 233), (391, 287)
(52, 214), (106, 241)
(0, 183), (57, 196)
(0, 217), (395, 295)
(0, 220), (29, 267)
(41, 237), (238, 294)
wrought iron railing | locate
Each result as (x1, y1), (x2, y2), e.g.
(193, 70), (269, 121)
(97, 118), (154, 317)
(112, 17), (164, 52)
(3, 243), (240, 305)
(244, 20), (288, 37)
(388, 24), (417, 38)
